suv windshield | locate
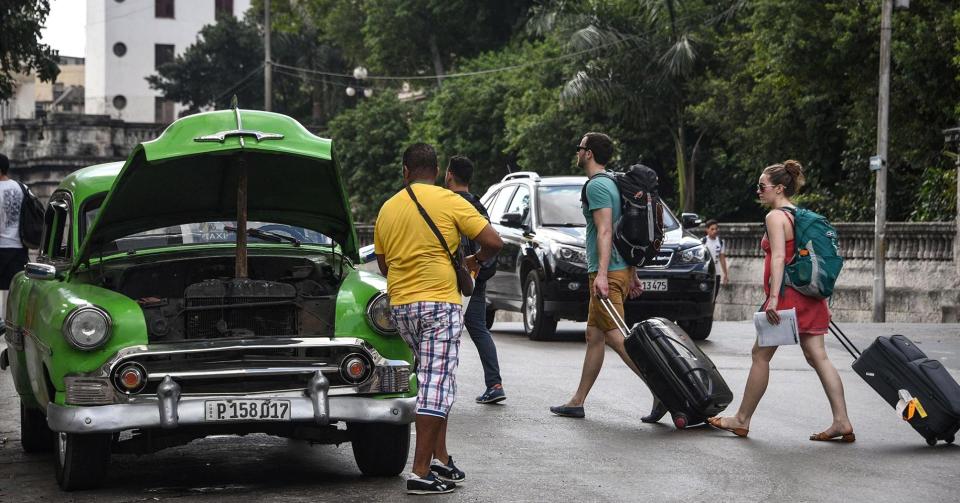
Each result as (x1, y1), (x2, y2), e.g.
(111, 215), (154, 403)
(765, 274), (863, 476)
(537, 185), (681, 231)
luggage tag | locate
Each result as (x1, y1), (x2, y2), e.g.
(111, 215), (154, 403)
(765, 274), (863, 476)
(895, 389), (928, 421)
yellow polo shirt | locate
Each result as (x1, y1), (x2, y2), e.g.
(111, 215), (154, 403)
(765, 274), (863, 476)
(374, 184), (489, 306)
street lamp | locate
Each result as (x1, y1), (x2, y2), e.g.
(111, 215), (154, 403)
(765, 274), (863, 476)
(346, 66), (372, 99)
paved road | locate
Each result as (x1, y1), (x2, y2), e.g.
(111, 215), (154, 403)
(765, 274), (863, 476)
(2, 321), (959, 502)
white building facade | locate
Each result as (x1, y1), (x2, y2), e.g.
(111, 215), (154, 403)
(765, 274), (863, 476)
(85, 0), (251, 123)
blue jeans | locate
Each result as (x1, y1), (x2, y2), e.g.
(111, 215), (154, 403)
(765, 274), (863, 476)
(463, 279), (502, 388)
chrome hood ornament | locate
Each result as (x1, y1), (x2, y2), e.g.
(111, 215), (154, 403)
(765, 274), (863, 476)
(194, 96), (284, 146)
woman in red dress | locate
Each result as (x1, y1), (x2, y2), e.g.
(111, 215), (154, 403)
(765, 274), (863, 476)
(707, 160), (855, 442)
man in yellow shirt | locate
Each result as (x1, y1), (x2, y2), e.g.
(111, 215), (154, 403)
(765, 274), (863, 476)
(374, 143), (503, 495)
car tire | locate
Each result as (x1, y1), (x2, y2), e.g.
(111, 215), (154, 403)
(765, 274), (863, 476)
(680, 317), (713, 340)
(349, 422), (410, 477)
(522, 271), (558, 341)
(485, 308), (496, 330)
(55, 431), (112, 491)
(20, 401), (54, 453)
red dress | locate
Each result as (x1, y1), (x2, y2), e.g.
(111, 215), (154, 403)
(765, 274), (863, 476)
(761, 234), (830, 336)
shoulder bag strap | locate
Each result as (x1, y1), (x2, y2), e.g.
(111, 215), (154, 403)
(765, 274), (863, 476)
(405, 184), (460, 267)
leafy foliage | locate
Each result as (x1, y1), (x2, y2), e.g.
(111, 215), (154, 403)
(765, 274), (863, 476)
(0, 0), (59, 100)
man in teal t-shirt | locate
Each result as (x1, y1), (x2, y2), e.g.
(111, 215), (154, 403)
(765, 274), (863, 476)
(550, 132), (666, 424)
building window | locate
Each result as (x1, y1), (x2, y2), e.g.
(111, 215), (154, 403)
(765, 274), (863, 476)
(113, 95), (127, 110)
(215, 0), (233, 17)
(155, 0), (174, 18)
(113, 42), (127, 57)
(155, 44), (175, 69)
(155, 97), (175, 123)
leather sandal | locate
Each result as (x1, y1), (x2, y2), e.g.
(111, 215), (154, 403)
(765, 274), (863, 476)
(706, 416), (749, 438)
(809, 431), (856, 443)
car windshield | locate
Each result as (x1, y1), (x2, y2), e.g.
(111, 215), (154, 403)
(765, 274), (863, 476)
(537, 185), (681, 231)
(85, 207), (332, 254)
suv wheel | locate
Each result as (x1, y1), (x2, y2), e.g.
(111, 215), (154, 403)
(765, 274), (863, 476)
(20, 401), (54, 453)
(485, 307), (496, 330)
(55, 432), (112, 490)
(523, 271), (558, 341)
(349, 422), (410, 476)
(679, 317), (713, 340)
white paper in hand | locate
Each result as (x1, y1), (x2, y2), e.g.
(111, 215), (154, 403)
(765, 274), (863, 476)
(754, 308), (799, 347)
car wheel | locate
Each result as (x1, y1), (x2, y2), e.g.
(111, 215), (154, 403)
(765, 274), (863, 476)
(55, 431), (112, 490)
(20, 401), (54, 453)
(349, 422), (410, 477)
(522, 271), (558, 341)
(679, 317), (713, 340)
(485, 308), (496, 330)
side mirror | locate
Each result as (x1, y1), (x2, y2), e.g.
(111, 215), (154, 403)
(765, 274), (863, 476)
(500, 213), (524, 229)
(24, 262), (57, 281)
(680, 213), (702, 229)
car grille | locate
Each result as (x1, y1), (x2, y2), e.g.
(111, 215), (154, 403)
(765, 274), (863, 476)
(645, 250), (674, 268)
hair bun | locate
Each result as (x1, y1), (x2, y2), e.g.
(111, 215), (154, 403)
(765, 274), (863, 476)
(782, 159), (805, 190)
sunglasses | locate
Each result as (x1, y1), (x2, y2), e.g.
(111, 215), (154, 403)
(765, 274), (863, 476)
(575, 146), (590, 152)
(756, 183), (780, 192)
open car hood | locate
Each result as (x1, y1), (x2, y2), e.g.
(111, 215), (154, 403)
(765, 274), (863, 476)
(76, 109), (358, 266)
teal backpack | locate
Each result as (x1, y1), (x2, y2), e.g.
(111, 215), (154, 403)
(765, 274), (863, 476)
(780, 207), (843, 299)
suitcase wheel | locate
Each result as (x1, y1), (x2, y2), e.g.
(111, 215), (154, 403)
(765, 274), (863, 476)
(925, 437), (937, 447)
(945, 435), (955, 445)
(672, 413), (689, 430)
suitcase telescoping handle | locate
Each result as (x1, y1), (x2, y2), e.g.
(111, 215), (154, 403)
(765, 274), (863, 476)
(828, 319), (861, 359)
(597, 295), (631, 339)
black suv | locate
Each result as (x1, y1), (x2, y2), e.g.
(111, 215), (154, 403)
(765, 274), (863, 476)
(480, 172), (717, 340)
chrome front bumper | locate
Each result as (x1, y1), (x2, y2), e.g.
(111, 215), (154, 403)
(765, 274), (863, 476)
(48, 371), (416, 434)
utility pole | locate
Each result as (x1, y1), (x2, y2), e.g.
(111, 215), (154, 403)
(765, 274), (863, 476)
(264, 0), (272, 112)
(872, 0), (893, 322)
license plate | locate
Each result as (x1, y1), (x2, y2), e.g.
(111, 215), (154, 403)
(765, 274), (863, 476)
(204, 399), (292, 421)
(640, 279), (668, 291)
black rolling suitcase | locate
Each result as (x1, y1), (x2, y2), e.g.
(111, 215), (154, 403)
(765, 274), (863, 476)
(830, 321), (960, 446)
(599, 297), (733, 429)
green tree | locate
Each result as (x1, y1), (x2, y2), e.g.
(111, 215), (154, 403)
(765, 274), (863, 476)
(146, 15), (264, 112)
(328, 92), (421, 221)
(0, 0), (59, 100)
(693, 0), (960, 222)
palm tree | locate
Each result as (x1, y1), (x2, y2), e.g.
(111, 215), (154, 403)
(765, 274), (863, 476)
(534, 0), (743, 212)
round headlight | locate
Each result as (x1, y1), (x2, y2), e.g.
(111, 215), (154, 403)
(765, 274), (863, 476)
(63, 306), (112, 350)
(366, 292), (396, 335)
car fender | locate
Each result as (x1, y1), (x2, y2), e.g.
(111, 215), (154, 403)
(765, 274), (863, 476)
(17, 281), (148, 405)
(335, 268), (414, 366)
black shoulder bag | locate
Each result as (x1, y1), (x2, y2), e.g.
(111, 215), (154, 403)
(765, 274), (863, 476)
(405, 184), (475, 296)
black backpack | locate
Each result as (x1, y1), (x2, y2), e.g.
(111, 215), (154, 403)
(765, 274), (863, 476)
(581, 164), (664, 267)
(455, 191), (497, 282)
(16, 182), (44, 250)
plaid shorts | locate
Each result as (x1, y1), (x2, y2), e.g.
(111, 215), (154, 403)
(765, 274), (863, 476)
(392, 302), (462, 418)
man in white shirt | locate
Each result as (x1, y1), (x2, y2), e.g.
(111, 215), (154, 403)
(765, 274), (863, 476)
(0, 154), (28, 316)
(702, 219), (729, 287)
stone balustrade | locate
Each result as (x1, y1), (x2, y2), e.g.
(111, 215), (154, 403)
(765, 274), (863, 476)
(709, 221), (955, 261)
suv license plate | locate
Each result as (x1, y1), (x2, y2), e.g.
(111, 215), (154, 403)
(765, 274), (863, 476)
(640, 279), (668, 291)
(204, 399), (292, 421)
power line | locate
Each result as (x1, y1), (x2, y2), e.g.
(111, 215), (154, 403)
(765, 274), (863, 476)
(211, 63), (265, 105)
(270, 35), (639, 82)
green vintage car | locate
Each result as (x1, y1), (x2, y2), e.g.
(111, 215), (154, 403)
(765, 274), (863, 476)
(0, 107), (416, 490)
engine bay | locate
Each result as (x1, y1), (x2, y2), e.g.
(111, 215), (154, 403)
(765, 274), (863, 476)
(93, 254), (343, 341)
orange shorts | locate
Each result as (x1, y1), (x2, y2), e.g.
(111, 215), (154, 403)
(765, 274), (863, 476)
(586, 268), (633, 332)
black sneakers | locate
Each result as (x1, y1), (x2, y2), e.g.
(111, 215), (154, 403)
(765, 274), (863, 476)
(476, 384), (507, 404)
(406, 472), (456, 495)
(430, 456), (466, 483)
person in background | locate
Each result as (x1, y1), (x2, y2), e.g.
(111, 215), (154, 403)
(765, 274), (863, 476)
(702, 219), (729, 287)
(375, 143), (503, 494)
(0, 153), (27, 318)
(444, 155), (506, 405)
